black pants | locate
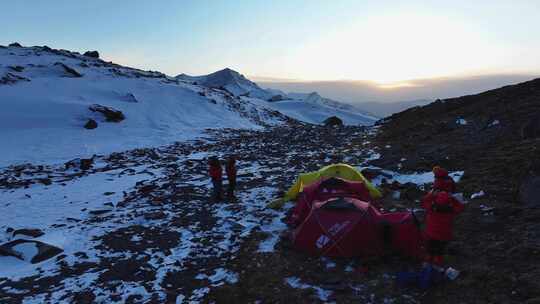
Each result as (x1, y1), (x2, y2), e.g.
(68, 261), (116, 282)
(212, 179), (222, 200)
(427, 239), (448, 256)
(227, 178), (236, 197)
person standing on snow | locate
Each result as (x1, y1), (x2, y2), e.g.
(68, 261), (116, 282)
(208, 157), (223, 201)
(421, 166), (464, 267)
(225, 155), (237, 199)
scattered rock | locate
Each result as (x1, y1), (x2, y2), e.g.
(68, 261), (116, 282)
(54, 62), (83, 77)
(89, 104), (125, 122)
(13, 228), (45, 238)
(80, 158), (94, 170)
(268, 95), (285, 102)
(1, 73), (30, 85)
(39, 178), (52, 186)
(324, 116), (343, 127)
(9, 65), (24, 72)
(83, 50), (99, 58)
(84, 119), (98, 129)
(89, 209), (111, 215)
(122, 93), (139, 103)
(0, 239), (63, 263)
(8, 42), (22, 47)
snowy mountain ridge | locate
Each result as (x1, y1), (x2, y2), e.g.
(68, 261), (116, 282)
(177, 69), (378, 125)
(176, 68), (274, 100)
(0, 44), (290, 166)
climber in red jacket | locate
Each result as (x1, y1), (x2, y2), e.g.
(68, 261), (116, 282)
(421, 186), (464, 266)
(432, 166), (456, 193)
(208, 156), (223, 201)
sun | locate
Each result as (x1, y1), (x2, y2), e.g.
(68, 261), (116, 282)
(286, 12), (497, 83)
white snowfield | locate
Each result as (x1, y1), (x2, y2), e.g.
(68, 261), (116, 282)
(0, 46), (286, 167)
(264, 92), (378, 126)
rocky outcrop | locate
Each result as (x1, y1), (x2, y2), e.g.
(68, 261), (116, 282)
(13, 228), (45, 238)
(54, 62), (83, 78)
(8, 42), (22, 47)
(83, 51), (100, 58)
(89, 104), (125, 122)
(324, 116), (343, 127)
(0, 239), (63, 263)
(0, 73), (30, 85)
(84, 119), (98, 129)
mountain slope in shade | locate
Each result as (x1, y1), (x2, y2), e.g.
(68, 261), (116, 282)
(0, 45), (290, 166)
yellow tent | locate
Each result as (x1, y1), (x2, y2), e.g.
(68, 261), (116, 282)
(269, 163), (382, 209)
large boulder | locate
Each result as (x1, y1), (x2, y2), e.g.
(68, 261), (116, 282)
(0, 239), (63, 263)
(83, 50), (100, 58)
(13, 228), (44, 238)
(324, 116), (343, 127)
(519, 160), (540, 207)
(54, 62), (83, 78)
(521, 116), (540, 139)
(84, 119), (98, 129)
(89, 104), (125, 122)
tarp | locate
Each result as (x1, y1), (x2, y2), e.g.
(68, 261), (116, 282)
(270, 164), (381, 209)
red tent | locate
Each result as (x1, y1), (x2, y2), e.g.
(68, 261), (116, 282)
(289, 177), (425, 259)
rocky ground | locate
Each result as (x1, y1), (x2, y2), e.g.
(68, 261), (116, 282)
(0, 124), (423, 304)
(373, 78), (540, 304)
(0, 112), (537, 303)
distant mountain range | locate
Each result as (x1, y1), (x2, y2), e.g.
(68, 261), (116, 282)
(176, 69), (378, 125)
(257, 74), (538, 116)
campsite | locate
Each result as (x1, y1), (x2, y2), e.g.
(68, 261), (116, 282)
(2, 2), (540, 303)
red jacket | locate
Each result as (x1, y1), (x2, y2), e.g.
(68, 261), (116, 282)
(434, 176), (456, 193)
(421, 191), (464, 241)
(209, 164), (222, 180)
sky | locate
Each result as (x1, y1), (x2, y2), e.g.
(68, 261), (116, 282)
(3, 0), (540, 84)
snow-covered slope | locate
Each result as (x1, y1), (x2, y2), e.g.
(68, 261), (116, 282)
(265, 92), (378, 126)
(0, 45), (289, 166)
(176, 68), (275, 100)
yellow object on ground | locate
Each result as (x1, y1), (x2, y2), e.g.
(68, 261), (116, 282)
(270, 163), (381, 209)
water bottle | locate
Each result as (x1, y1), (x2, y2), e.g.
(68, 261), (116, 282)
(445, 267), (460, 280)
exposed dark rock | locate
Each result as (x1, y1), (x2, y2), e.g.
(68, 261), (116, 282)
(89, 104), (125, 122)
(122, 93), (139, 103)
(54, 62), (83, 77)
(268, 95), (285, 102)
(13, 228), (45, 238)
(8, 42), (22, 47)
(80, 158), (94, 170)
(83, 50), (99, 58)
(84, 119), (98, 129)
(521, 116), (540, 139)
(1, 73), (30, 85)
(9, 65), (24, 72)
(323, 116), (343, 127)
(0, 239), (63, 263)
(39, 178), (52, 186)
